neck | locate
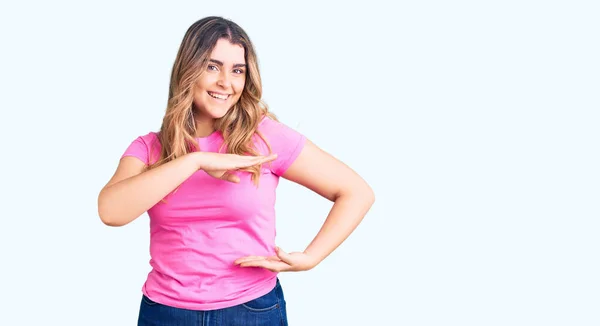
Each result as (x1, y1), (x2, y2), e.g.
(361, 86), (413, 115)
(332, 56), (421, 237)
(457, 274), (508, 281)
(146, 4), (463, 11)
(194, 117), (216, 138)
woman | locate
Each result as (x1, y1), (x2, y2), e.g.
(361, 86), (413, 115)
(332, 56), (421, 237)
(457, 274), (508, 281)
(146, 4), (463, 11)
(97, 16), (375, 326)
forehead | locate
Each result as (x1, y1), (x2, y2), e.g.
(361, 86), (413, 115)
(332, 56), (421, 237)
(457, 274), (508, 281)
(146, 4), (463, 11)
(210, 38), (246, 64)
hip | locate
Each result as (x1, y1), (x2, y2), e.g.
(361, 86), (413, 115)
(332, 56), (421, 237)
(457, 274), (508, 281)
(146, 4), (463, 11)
(137, 278), (288, 326)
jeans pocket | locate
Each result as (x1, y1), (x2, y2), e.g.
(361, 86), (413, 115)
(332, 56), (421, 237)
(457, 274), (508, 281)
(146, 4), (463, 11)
(241, 285), (280, 313)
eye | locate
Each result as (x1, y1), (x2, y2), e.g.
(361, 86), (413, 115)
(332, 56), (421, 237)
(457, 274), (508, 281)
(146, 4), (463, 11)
(233, 68), (245, 74)
(207, 65), (218, 71)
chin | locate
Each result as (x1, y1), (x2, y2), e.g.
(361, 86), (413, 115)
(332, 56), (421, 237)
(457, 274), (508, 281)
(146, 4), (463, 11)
(207, 106), (232, 119)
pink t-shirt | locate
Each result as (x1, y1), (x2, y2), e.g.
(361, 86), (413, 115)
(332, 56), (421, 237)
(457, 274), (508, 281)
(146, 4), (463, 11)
(120, 116), (306, 310)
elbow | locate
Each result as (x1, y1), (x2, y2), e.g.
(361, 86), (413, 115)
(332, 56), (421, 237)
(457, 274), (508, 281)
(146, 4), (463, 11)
(364, 184), (375, 207)
(337, 181), (375, 207)
(98, 209), (131, 227)
(98, 207), (125, 227)
(99, 215), (125, 227)
(98, 207), (131, 227)
(354, 181), (375, 208)
(97, 192), (126, 227)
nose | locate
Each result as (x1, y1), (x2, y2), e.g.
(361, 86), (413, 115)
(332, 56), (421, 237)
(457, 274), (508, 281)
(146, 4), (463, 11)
(217, 71), (231, 89)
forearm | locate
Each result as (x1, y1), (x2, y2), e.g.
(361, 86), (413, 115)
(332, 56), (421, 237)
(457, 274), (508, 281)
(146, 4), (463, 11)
(98, 153), (201, 226)
(303, 185), (375, 267)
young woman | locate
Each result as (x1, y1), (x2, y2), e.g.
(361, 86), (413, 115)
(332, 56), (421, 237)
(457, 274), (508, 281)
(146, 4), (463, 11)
(98, 16), (375, 326)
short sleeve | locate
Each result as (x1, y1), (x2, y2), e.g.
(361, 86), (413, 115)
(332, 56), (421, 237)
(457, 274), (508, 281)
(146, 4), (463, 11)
(120, 132), (160, 165)
(258, 117), (307, 176)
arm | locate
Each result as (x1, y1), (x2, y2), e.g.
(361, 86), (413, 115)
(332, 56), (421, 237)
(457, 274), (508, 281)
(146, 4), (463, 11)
(98, 151), (277, 227)
(97, 153), (202, 227)
(235, 139), (375, 271)
(282, 139), (375, 267)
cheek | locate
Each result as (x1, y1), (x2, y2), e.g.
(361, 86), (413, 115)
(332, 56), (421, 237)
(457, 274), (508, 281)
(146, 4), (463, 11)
(234, 78), (246, 94)
(193, 82), (207, 99)
(195, 75), (216, 92)
(193, 90), (207, 107)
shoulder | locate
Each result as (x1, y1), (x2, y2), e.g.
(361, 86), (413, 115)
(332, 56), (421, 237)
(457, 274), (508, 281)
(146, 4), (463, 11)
(255, 115), (307, 176)
(257, 115), (299, 138)
(121, 131), (161, 165)
(138, 131), (160, 144)
(257, 115), (278, 132)
(130, 131), (161, 150)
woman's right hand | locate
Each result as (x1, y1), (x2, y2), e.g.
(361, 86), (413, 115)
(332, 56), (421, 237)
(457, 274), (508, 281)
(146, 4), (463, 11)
(194, 152), (277, 183)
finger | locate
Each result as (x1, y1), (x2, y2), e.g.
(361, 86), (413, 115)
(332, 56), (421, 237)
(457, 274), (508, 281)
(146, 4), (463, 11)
(235, 256), (265, 264)
(259, 154), (278, 163)
(266, 255), (282, 262)
(234, 256), (266, 265)
(234, 255), (280, 266)
(243, 154), (277, 163)
(234, 156), (269, 168)
(275, 247), (294, 265)
(255, 154), (277, 164)
(239, 154), (268, 160)
(240, 259), (290, 272)
(229, 154), (278, 170)
(241, 155), (277, 168)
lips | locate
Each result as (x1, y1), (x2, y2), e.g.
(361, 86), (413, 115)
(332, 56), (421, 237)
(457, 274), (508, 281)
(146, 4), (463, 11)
(207, 91), (230, 100)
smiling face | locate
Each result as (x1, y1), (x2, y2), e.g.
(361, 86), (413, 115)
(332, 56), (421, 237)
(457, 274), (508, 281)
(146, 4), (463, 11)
(192, 38), (247, 133)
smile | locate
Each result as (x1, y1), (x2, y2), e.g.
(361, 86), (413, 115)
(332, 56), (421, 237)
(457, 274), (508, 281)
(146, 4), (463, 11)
(208, 91), (230, 100)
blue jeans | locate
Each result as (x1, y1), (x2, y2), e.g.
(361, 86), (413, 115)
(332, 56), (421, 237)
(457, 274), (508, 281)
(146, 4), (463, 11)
(137, 279), (288, 326)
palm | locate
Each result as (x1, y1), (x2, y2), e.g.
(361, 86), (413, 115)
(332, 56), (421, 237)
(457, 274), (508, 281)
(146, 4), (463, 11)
(234, 247), (318, 272)
(198, 153), (277, 183)
(204, 169), (228, 179)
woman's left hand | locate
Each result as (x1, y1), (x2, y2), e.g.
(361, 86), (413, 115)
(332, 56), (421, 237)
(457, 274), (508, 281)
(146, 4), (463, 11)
(234, 247), (318, 272)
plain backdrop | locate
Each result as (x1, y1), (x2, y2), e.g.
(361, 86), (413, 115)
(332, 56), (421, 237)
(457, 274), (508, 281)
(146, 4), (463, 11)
(1, 1), (598, 325)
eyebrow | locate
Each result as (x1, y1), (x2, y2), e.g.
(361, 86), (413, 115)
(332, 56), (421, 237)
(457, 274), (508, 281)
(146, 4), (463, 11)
(209, 59), (246, 68)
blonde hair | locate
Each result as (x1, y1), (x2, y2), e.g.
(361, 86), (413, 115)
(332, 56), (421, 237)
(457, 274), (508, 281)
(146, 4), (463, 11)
(149, 16), (275, 185)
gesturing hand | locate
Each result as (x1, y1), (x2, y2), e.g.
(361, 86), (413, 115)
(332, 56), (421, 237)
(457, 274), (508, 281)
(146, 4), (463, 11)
(234, 247), (318, 272)
(196, 152), (277, 183)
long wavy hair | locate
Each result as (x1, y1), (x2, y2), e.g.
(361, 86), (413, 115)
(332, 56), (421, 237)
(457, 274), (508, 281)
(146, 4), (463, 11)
(149, 16), (276, 185)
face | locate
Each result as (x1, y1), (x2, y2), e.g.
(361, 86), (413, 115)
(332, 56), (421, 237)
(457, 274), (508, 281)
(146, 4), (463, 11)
(193, 38), (247, 123)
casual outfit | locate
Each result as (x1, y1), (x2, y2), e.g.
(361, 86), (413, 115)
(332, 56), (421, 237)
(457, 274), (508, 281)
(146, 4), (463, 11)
(121, 116), (305, 325)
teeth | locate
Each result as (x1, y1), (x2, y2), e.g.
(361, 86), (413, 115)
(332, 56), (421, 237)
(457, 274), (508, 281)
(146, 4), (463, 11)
(208, 92), (228, 100)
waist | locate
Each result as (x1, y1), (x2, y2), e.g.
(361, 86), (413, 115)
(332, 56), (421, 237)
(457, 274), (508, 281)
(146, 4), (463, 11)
(142, 255), (277, 310)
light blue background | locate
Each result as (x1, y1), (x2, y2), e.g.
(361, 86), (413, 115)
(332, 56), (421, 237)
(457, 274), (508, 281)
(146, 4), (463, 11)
(1, 1), (598, 325)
